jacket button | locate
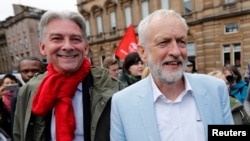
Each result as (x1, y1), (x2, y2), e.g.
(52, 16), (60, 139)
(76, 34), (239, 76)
(101, 101), (105, 106)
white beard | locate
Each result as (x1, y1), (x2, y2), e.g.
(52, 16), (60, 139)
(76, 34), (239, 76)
(147, 55), (186, 84)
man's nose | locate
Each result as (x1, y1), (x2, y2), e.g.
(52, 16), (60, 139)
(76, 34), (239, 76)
(169, 40), (181, 56)
(62, 39), (74, 50)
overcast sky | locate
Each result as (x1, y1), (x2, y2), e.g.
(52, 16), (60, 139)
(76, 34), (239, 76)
(0, 0), (77, 21)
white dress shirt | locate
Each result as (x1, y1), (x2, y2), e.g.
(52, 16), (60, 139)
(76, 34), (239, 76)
(51, 83), (84, 141)
(152, 76), (205, 141)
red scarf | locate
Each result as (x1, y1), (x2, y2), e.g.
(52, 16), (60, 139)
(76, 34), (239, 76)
(32, 58), (91, 141)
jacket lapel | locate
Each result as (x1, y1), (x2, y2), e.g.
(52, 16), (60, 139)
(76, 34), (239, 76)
(137, 77), (161, 141)
(82, 72), (92, 141)
(186, 74), (210, 137)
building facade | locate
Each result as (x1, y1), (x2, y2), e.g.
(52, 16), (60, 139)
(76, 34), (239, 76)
(0, 4), (46, 74)
(0, 0), (250, 74)
(77, 0), (250, 74)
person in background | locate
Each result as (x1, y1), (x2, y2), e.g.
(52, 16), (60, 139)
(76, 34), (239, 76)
(0, 74), (22, 139)
(243, 62), (250, 85)
(245, 82), (250, 113)
(13, 10), (124, 141)
(245, 62), (250, 102)
(185, 61), (196, 73)
(235, 59), (242, 73)
(0, 74), (22, 98)
(103, 56), (119, 79)
(208, 70), (250, 125)
(141, 66), (150, 79)
(10, 56), (45, 134)
(18, 56), (45, 83)
(110, 9), (233, 141)
(119, 52), (145, 87)
(223, 64), (248, 104)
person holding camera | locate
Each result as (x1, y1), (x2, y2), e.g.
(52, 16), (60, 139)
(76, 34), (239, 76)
(208, 70), (250, 125)
(0, 74), (22, 139)
(223, 64), (248, 104)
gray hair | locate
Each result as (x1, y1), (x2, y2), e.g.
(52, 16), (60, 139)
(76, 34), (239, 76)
(38, 10), (87, 43)
(138, 9), (189, 48)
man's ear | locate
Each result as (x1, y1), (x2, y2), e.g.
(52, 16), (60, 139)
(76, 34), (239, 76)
(137, 45), (147, 63)
(83, 44), (89, 56)
(39, 42), (47, 56)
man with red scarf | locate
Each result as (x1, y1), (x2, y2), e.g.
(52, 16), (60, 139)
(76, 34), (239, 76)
(13, 10), (124, 141)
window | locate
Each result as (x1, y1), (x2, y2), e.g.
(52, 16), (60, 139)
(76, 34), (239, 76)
(223, 43), (241, 67)
(24, 38), (29, 49)
(105, 1), (117, 32)
(12, 26), (15, 36)
(9, 43), (12, 53)
(14, 41), (17, 51)
(19, 40), (23, 49)
(224, 22), (238, 34)
(225, 0), (235, 4)
(17, 23), (20, 34)
(223, 44), (231, 65)
(234, 43), (241, 67)
(161, 0), (169, 9)
(125, 7), (132, 27)
(6, 30), (9, 38)
(22, 22), (26, 33)
(187, 42), (196, 56)
(11, 56), (14, 66)
(15, 41), (18, 51)
(96, 16), (103, 34)
(89, 57), (93, 65)
(141, 1), (149, 19)
(187, 42), (196, 71)
(183, 0), (192, 14)
(85, 20), (90, 37)
(110, 11), (116, 31)
(100, 55), (105, 67)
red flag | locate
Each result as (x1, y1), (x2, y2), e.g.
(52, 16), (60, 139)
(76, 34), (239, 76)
(115, 24), (138, 60)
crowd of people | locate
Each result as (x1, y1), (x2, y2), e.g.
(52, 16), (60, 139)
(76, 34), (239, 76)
(0, 56), (44, 140)
(0, 9), (249, 141)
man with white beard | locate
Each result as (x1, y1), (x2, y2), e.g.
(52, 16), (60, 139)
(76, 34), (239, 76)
(110, 9), (234, 141)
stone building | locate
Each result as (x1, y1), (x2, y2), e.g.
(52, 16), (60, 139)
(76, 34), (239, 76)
(0, 24), (7, 73)
(77, 0), (250, 74)
(0, 4), (46, 74)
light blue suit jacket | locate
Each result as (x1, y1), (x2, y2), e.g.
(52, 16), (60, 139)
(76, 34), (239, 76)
(110, 73), (234, 141)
